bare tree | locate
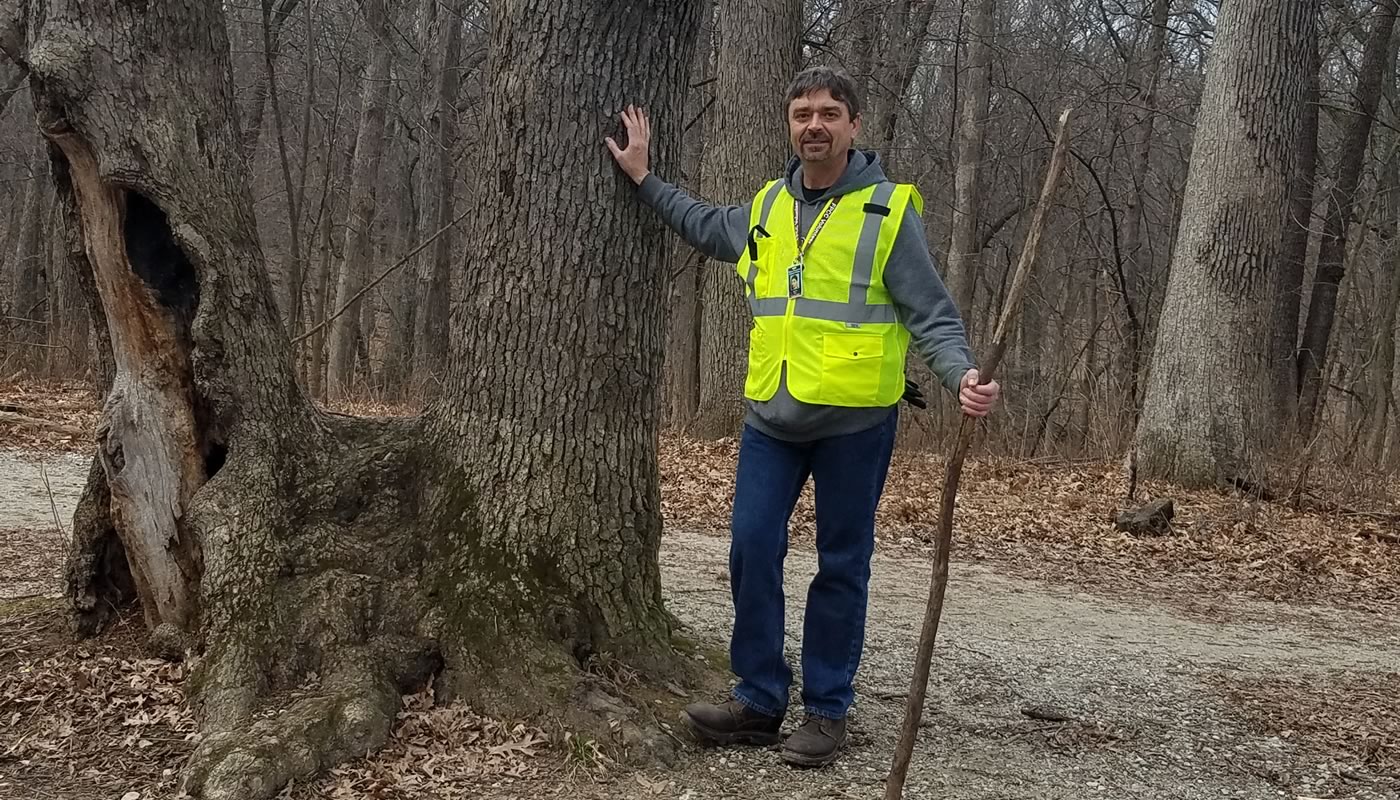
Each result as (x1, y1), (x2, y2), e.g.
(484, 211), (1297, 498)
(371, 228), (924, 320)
(1272, 40), (1320, 421)
(945, 0), (995, 321)
(1295, 0), (1399, 434)
(411, 0), (470, 387)
(1135, 0), (1319, 486)
(325, 0), (394, 400)
(3, 143), (49, 371)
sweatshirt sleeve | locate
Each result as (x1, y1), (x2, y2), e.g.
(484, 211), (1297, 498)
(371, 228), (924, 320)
(637, 173), (751, 264)
(883, 204), (978, 395)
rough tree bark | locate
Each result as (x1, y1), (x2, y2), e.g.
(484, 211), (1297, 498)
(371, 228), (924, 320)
(1295, 0), (1399, 434)
(691, 0), (800, 438)
(16, 0), (701, 798)
(325, 0), (394, 401)
(945, 0), (994, 323)
(1133, 0), (1318, 487)
(1271, 38), (1320, 423)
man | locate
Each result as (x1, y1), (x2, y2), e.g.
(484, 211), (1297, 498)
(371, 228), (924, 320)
(607, 66), (1000, 767)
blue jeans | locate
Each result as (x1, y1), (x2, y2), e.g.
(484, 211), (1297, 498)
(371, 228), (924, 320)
(728, 410), (897, 720)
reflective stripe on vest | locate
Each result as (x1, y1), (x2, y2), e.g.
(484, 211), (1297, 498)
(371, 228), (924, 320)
(735, 179), (923, 408)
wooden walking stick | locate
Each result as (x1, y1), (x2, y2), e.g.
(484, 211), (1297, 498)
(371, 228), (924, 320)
(883, 107), (1074, 800)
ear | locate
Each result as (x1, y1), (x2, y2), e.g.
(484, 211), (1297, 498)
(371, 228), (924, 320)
(851, 113), (862, 139)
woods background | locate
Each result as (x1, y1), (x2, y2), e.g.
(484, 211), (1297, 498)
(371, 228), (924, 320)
(1, 0), (1397, 471)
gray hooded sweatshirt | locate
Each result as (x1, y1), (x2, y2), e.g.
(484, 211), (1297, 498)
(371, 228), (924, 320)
(638, 149), (976, 442)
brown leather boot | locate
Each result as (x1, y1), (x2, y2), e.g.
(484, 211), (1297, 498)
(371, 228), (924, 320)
(781, 715), (847, 767)
(682, 698), (783, 746)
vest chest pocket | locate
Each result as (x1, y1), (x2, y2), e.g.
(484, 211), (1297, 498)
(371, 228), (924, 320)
(819, 332), (884, 406)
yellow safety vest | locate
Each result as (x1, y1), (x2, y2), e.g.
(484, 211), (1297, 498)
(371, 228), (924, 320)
(736, 179), (922, 407)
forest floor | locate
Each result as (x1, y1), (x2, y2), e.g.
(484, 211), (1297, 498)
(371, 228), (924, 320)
(1, 380), (1398, 800)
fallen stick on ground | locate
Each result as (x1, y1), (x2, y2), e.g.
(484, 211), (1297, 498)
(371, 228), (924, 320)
(0, 409), (84, 437)
(884, 107), (1074, 800)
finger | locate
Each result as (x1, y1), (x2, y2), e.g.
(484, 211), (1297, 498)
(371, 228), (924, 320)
(962, 399), (989, 415)
(606, 137), (622, 158)
(964, 368), (980, 387)
(643, 109), (652, 141)
(621, 108), (636, 133)
(961, 391), (991, 410)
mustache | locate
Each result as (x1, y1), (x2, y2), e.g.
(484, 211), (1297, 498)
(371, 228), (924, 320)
(801, 133), (831, 143)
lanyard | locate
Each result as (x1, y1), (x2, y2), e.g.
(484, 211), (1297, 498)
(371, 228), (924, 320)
(794, 196), (840, 264)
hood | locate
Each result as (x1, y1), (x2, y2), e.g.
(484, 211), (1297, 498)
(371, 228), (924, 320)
(784, 148), (889, 203)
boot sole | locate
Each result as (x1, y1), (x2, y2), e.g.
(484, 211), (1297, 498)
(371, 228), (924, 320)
(681, 712), (782, 747)
(780, 737), (847, 768)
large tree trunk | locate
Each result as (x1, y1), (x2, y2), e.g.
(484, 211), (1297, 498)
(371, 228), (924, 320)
(325, 0), (393, 401)
(944, 0), (994, 324)
(1133, 0), (1318, 487)
(16, 0), (702, 798)
(690, 0), (800, 438)
(1271, 41), (1319, 423)
(1295, 0), (1399, 434)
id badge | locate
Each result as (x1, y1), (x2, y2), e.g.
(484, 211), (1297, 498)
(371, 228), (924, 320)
(787, 262), (804, 298)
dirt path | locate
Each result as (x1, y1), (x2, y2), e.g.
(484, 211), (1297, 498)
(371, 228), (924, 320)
(0, 449), (88, 599)
(649, 530), (1400, 800)
(2, 450), (1397, 799)
(0, 449), (89, 534)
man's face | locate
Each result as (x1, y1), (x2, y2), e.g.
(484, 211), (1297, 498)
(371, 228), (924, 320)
(787, 89), (860, 164)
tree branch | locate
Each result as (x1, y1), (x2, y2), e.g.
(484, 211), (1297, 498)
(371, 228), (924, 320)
(292, 207), (471, 345)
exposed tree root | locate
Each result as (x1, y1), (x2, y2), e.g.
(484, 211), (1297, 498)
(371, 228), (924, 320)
(183, 660), (402, 800)
(162, 414), (696, 798)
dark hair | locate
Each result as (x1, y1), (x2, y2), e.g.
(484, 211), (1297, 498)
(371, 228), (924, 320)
(784, 66), (862, 119)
